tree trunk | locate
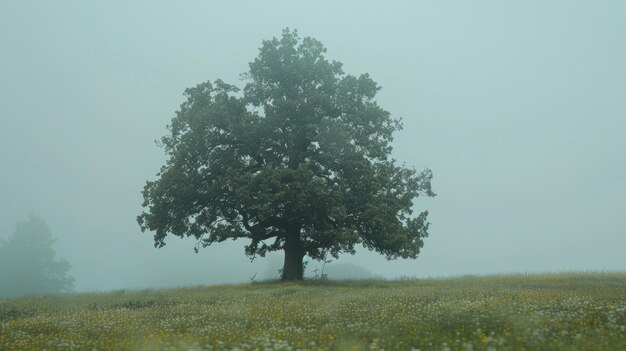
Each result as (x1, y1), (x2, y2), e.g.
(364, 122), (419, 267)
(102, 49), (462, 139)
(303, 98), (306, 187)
(281, 235), (304, 281)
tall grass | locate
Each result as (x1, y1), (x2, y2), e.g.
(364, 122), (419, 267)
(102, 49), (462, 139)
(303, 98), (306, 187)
(0, 272), (624, 350)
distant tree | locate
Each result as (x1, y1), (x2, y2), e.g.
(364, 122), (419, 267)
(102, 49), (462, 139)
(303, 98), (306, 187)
(0, 215), (74, 297)
(138, 28), (435, 281)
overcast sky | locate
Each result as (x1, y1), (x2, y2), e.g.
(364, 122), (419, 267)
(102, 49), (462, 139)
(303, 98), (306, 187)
(1, 1), (624, 292)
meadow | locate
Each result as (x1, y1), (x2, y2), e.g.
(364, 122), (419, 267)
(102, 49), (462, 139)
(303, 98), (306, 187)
(0, 273), (624, 351)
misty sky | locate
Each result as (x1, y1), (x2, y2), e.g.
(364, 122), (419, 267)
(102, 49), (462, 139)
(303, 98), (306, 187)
(1, 1), (624, 292)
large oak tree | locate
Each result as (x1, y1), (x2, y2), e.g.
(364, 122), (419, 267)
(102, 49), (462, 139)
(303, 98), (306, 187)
(138, 29), (435, 280)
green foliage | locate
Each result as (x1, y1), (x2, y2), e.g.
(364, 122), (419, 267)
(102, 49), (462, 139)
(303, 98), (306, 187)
(0, 273), (624, 350)
(0, 214), (74, 298)
(138, 29), (435, 279)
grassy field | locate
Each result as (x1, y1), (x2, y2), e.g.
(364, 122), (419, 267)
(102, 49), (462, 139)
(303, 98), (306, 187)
(0, 273), (624, 351)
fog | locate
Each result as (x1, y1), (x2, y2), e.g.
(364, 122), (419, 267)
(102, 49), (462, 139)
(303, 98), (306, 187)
(1, 1), (624, 293)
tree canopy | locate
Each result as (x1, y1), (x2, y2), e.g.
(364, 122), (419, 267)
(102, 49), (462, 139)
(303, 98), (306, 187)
(138, 29), (435, 280)
(0, 214), (74, 297)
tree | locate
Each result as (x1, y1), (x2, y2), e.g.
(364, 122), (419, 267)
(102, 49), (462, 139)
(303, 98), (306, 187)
(0, 214), (74, 297)
(138, 29), (435, 281)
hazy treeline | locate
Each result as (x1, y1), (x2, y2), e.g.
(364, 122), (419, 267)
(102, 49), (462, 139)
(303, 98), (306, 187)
(0, 214), (74, 298)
